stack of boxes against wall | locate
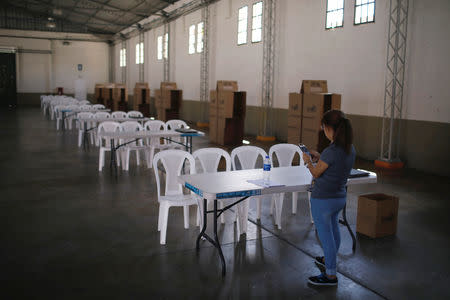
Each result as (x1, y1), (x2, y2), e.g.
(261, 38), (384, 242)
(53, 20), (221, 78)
(288, 80), (341, 152)
(209, 81), (246, 145)
(133, 82), (150, 117)
(95, 83), (128, 111)
(154, 82), (182, 122)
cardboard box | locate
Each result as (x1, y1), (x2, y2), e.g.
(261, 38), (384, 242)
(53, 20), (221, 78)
(156, 108), (166, 121)
(357, 194), (399, 238)
(217, 117), (226, 145)
(154, 89), (162, 108)
(112, 83), (127, 111)
(300, 80), (328, 94)
(218, 91), (246, 118)
(160, 82), (177, 91)
(133, 82), (150, 112)
(288, 115), (301, 128)
(287, 127), (301, 144)
(210, 90), (218, 110)
(216, 80), (238, 92)
(209, 113), (218, 143)
(95, 84), (104, 103)
(163, 89), (182, 109)
(288, 93), (302, 116)
(302, 93), (341, 119)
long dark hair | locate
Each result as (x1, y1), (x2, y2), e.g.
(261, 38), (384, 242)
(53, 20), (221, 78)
(321, 110), (353, 154)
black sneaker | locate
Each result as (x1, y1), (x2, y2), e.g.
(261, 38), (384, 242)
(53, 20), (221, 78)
(308, 273), (338, 286)
(315, 256), (325, 267)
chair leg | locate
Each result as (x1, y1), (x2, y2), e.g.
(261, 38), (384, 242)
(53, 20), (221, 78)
(183, 205), (190, 229)
(196, 205), (200, 227)
(147, 148), (155, 168)
(292, 192), (298, 214)
(196, 197), (204, 231)
(98, 149), (104, 171)
(136, 150), (140, 166)
(78, 130), (83, 147)
(308, 191), (314, 223)
(220, 201), (225, 224)
(160, 204), (170, 245)
(158, 203), (163, 231)
(237, 199), (249, 236)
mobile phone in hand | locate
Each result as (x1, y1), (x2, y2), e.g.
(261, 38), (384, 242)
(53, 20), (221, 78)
(298, 144), (310, 156)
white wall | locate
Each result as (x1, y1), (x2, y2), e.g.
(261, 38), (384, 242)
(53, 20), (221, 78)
(52, 40), (109, 94)
(114, 0), (450, 123)
(0, 31), (109, 95)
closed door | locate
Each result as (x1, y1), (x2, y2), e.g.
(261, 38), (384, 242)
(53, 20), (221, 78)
(0, 53), (17, 107)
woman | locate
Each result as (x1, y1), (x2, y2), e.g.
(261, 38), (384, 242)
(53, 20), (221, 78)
(302, 110), (355, 286)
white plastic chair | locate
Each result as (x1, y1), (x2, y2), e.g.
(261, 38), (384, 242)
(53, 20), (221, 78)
(92, 112), (111, 145)
(64, 105), (79, 130)
(77, 112), (94, 147)
(269, 143), (312, 229)
(230, 146), (267, 235)
(112, 111), (127, 119)
(153, 150), (199, 245)
(120, 121), (146, 171)
(79, 100), (90, 105)
(92, 104), (106, 110)
(97, 121), (122, 171)
(166, 119), (188, 149)
(79, 104), (92, 110)
(143, 120), (171, 168)
(193, 148), (235, 225)
(126, 111), (143, 118)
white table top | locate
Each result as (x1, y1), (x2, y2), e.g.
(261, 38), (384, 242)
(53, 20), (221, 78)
(178, 166), (377, 201)
(98, 130), (205, 138)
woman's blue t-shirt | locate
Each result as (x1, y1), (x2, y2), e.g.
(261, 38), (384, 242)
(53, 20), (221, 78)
(311, 143), (356, 199)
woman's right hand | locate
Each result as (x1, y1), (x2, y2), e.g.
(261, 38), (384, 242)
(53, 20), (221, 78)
(310, 150), (320, 163)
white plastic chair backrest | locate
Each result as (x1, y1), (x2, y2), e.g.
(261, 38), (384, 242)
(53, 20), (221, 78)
(79, 100), (90, 105)
(77, 112), (93, 129)
(269, 143), (304, 167)
(230, 146), (267, 170)
(144, 120), (166, 146)
(93, 112), (110, 119)
(66, 105), (79, 111)
(79, 105), (92, 110)
(127, 111), (143, 118)
(193, 148), (231, 173)
(153, 150), (195, 197)
(121, 121), (143, 132)
(92, 104), (105, 110)
(144, 120), (166, 131)
(97, 121), (122, 147)
(166, 119), (188, 130)
(112, 111), (127, 118)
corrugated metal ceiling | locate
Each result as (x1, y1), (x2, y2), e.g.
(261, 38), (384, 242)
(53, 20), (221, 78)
(0, 0), (181, 35)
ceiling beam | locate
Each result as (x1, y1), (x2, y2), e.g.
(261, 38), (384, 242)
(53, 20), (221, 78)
(87, 0), (149, 18)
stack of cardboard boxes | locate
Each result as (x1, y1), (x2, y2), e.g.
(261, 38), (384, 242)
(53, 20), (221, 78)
(288, 80), (341, 152)
(209, 81), (246, 145)
(101, 83), (115, 109)
(95, 84), (104, 104)
(154, 82), (182, 121)
(133, 83), (150, 116)
(113, 83), (128, 111)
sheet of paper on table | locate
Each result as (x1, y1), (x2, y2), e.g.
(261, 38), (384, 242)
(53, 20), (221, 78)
(247, 179), (285, 188)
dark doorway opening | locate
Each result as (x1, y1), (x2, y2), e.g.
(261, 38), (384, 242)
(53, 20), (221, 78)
(0, 53), (17, 108)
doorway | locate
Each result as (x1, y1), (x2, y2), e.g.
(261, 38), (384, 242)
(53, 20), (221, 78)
(0, 53), (17, 108)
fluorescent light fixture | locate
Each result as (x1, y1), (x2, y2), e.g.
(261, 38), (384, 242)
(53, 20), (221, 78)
(242, 140), (250, 145)
(186, 126), (190, 129)
(53, 8), (63, 16)
(150, 117), (155, 120)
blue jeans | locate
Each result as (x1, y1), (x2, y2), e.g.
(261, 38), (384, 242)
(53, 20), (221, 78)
(310, 196), (346, 276)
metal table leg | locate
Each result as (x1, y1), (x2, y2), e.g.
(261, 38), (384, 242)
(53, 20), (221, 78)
(213, 200), (226, 276)
(338, 186), (356, 252)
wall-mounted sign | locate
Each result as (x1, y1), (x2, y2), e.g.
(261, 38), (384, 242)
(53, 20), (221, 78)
(77, 64), (83, 71)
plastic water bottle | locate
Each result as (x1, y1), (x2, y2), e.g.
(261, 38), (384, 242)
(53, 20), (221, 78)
(263, 155), (271, 186)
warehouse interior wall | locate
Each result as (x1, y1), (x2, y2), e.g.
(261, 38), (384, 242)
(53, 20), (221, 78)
(0, 31), (110, 104)
(111, 0), (449, 175)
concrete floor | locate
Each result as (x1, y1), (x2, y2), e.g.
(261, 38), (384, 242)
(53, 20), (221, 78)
(1, 107), (449, 299)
